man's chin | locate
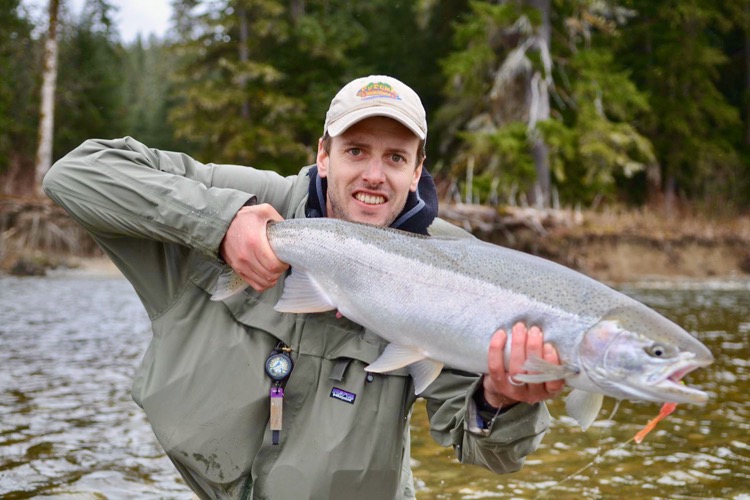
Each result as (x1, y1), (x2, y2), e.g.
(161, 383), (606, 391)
(345, 209), (392, 227)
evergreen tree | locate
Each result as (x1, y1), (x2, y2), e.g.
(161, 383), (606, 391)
(543, 2), (655, 205)
(718, 0), (750, 207)
(615, 0), (742, 208)
(0, 0), (38, 192)
(438, 0), (654, 206)
(166, 0), (454, 174)
(168, 0), (311, 172)
(124, 35), (182, 150)
(54, 0), (128, 159)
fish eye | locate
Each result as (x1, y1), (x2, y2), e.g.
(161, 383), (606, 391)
(646, 343), (672, 358)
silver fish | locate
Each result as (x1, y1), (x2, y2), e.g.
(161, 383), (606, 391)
(212, 218), (714, 429)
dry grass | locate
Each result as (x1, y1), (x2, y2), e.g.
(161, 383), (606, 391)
(562, 206), (750, 243)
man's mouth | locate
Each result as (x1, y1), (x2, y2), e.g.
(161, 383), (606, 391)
(354, 192), (386, 205)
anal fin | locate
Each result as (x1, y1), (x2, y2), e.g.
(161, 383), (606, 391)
(565, 389), (604, 431)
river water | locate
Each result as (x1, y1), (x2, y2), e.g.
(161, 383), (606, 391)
(1, 273), (748, 499)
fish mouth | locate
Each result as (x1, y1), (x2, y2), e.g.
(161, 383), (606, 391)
(649, 359), (712, 404)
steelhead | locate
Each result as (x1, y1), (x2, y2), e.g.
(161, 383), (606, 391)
(212, 218), (714, 430)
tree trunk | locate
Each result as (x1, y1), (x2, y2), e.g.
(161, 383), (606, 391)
(527, 0), (551, 207)
(34, 0), (61, 196)
(238, 5), (250, 121)
(290, 0), (305, 23)
(745, 2), (750, 146)
(645, 161), (663, 206)
(663, 174), (676, 217)
(643, 13), (664, 204)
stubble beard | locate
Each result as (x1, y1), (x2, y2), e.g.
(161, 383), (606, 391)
(327, 187), (401, 227)
(323, 157), (407, 227)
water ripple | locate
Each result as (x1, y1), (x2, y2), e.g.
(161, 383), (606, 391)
(0, 275), (189, 499)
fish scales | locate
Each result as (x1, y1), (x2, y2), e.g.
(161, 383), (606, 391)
(212, 218), (714, 429)
(268, 220), (590, 370)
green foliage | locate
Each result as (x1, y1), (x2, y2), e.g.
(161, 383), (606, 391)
(0, 0), (38, 174)
(167, 0), (451, 174)
(548, 45), (655, 201)
(614, 0), (743, 204)
(122, 37), (181, 150)
(1, 0), (748, 208)
(457, 122), (538, 203)
(54, 0), (129, 159)
(439, 1), (526, 125)
(438, 0), (656, 205)
(168, 0), (323, 172)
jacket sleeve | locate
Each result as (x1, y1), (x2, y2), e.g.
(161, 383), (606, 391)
(421, 370), (550, 474)
(43, 136), (293, 316)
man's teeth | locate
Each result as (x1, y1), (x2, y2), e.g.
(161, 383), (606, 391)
(355, 193), (386, 205)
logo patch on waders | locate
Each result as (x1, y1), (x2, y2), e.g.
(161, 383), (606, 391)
(330, 387), (356, 404)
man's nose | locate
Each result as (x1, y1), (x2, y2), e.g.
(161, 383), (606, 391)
(362, 159), (386, 184)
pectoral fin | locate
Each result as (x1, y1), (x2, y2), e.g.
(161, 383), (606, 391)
(274, 269), (336, 313)
(365, 344), (443, 395)
(515, 355), (577, 383)
(565, 389), (604, 431)
(365, 343), (426, 372)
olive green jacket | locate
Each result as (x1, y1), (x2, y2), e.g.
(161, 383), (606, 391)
(43, 137), (551, 499)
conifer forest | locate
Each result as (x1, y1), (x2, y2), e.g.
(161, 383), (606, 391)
(2, 0), (749, 213)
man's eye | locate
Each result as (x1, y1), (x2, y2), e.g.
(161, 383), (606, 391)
(391, 154), (405, 163)
(348, 148), (362, 156)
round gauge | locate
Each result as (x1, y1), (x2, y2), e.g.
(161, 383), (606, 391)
(265, 352), (293, 381)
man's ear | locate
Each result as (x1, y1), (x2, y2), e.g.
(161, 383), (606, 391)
(410, 158), (424, 192)
(316, 137), (329, 178)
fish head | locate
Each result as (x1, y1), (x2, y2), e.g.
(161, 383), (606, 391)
(578, 306), (714, 404)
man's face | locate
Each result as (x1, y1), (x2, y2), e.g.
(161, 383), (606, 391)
(317, 116), (424, 227)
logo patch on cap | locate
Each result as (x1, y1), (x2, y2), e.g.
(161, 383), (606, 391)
(356, 82), (401, 101)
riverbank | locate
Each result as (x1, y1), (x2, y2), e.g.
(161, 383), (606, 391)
(3, 196), (750, 282)
(438, 203), (750, 283)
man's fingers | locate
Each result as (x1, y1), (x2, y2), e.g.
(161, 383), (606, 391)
(525, 326), (547, 401)
(487, 330), (508, 386)
(508, 322), (527, 377)
(251, 204), (290, 277)
(236, 268), (278, 292)
(254, 241), (289, 277)
(526, 325), (543, 359)
(221, 203), (290, 292)
(543, 342), (565, 394)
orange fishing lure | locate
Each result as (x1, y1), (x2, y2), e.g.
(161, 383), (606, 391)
(633, 402), (678, 443)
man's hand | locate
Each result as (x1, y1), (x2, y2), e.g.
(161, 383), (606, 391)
(219, 204), (290, 292)
(482, 322), (564, 408)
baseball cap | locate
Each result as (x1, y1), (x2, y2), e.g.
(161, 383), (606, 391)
(324, 75), (427, 140)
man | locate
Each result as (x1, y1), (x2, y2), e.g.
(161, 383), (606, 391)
(44, 75), (563, 499)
